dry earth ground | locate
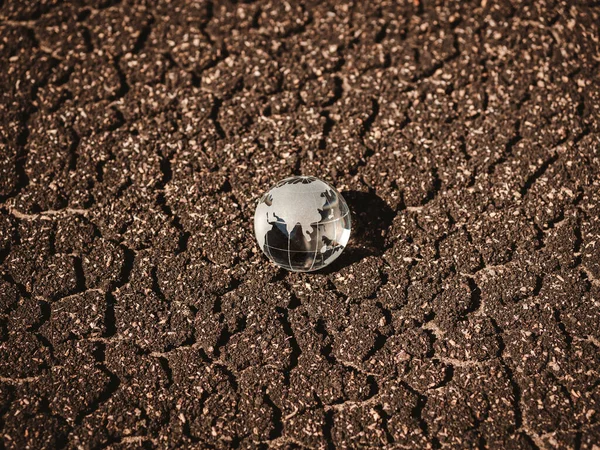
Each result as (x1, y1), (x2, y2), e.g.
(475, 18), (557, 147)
(1, 0), (600, 448)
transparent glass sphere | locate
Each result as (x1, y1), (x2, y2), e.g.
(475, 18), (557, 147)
(254, 176), (351, 272)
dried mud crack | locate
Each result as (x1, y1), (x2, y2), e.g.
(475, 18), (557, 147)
(1, 0), (600, 449)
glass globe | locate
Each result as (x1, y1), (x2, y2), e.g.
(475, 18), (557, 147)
(254, 176), (351, 272)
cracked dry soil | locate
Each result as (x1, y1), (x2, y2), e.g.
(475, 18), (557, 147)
(0, 0), (600, 449)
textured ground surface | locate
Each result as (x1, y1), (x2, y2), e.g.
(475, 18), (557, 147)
(1, 0), (600, 448)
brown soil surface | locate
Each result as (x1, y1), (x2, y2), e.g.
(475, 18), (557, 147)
(1, 0), (600, 448)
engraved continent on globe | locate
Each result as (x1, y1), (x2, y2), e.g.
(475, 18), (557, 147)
(254, 176), (351, 272)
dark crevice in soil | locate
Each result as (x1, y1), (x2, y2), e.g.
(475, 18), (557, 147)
(422, 328), (437, 359)
(315, 319), (336, 364)
(73, 256), (86, 292)
(116, 244), (135, 290)
(112, 56), (130, 101)
(362, 332), (388, 362)
(34, 333), (55, 365)
(151, 267), (167, 303)
(323, 408), (336, 450)
(366, 374), (380, 399)
(80, 26), (94, 53)
(8, 117), (33, 204)
(103, 292), (117, 337)
(318, 111), (335, 150)
(107, 106), (126, 132)
(574, 431), (583, 450)
(434, 363), (455, 390)
(165, 333), (196, 353)
(28, 299), (51, 333)
(402, 381), (439, 448)
(287, 292), (301, 310)
(276, 307), (302, 386)
(554, 309), (573, 347)
(464, 277), (482, 316)
(531, 275), (544, 298)
(361, 98), (379, 138)
(156, 152), (189, 255)
(322, 76), (344, 107)
(263, 391), (283, 440)
(209, 97), (226, 139)
(132, 18), (154, 55)
(157, 356), (173, 388)
(103, 244), (134, 337)
(573, 219), (583, 266)
(213, 315), (246, 359)
(75, 343), (121, 425)
(422, 167), (442, 207)
(0, 243), (10, 267)
(490, 318), (523, 432)
(376, 404), (394, 444)
(548, 372), (575, 410)
(488, 123), (523, 177)
(519, 153), (559, 200)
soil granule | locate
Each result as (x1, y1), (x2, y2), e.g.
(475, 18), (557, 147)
(1, 0), (600, 448)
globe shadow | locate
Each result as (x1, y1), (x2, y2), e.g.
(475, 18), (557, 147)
(314, 190), (395, 274)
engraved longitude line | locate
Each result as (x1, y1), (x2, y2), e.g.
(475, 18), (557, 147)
(265, 215), (274, 262)
(325, 190), (338, 266)
(308, 190), (321, 271)
(309, 222), (319, 270)
(287, 220), (292, 270)
(331, 202), (338, 262)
